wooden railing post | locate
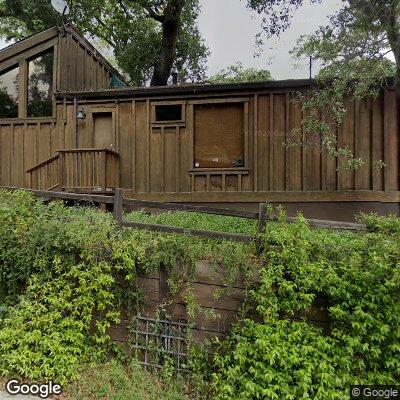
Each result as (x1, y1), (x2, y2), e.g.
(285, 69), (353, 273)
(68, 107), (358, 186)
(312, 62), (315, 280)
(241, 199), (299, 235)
(58, 152), (64, 191)
(101, 151), (107, 192)
(113, 188), (123, 223)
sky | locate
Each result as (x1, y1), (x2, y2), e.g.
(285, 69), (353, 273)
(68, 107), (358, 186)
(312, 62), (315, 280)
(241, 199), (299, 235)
(198, 0), (342, 79)
(0, 0), (342, 80)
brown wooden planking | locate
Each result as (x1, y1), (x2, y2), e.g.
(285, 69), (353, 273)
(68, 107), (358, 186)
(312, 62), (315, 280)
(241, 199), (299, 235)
(164, 127), (177, 192)
(118, 102), (133, 188)
(322, 110), (337, 191)
(338, 99), (355, 190)
(12, 124), (24, 186)
(288, 97), (302, 190)
(354, 99), (372, 190)
(125, 189), (400, 202)
(305, 111), (322, 191)
(150, 126), (163, 192)
(383, 90), (399, 190)
(256, 95), (270, 191)
(272, 94), (286, 190)
(134, 101), (148, 193)
(76, 44), (85, 91)
(372, 95), (384, 191)
(1, 126), (12, 185)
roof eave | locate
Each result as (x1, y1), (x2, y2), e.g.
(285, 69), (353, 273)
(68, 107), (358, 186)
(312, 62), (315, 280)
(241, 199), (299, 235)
(54, 79), (319, 100)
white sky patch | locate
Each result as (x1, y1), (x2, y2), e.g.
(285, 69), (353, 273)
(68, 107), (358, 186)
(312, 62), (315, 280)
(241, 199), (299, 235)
(199, 0), (342, 79)
(0, 1), (343, 80)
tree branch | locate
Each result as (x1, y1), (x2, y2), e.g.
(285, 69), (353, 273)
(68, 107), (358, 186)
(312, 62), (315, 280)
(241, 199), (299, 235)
(117, 0), (133, 18)
(126, 0), (166, 22)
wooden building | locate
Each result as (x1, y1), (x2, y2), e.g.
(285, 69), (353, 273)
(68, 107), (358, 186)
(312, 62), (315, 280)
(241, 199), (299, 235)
(0, 25), (399, 220)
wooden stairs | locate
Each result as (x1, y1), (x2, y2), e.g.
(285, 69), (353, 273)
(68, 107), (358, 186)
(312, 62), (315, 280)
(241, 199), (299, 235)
(26, 148), (119, 193)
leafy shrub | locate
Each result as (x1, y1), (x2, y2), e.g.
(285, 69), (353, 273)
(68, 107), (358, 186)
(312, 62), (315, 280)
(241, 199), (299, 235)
(0, 190), (257, 384)
(212, 214), (400, 399)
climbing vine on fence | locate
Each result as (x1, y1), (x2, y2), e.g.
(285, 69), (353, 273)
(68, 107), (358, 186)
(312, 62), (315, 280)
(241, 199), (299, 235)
(0, 189), (257, 383)
(212, 213), (400, 399)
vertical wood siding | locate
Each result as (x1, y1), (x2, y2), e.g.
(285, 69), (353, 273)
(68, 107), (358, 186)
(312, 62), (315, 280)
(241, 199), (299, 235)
(58, 31), (113, 92)
(0, 89), (398, 196)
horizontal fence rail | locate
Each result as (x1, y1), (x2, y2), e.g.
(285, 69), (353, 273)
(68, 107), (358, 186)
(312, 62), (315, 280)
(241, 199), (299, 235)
(123, 198), (259, 219)
(1, 186), (367, 241)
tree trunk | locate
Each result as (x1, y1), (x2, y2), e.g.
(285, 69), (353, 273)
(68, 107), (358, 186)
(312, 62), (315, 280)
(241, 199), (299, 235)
(150, 0), (184, 86)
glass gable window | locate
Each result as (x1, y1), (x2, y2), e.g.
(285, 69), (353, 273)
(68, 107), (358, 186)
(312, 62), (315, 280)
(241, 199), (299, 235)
(0, 66), (19, 118)
(27, 50), (54, 117)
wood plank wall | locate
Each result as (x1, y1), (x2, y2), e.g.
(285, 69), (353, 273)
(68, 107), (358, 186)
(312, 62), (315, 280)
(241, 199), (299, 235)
(0, 105), (66, 187)
(108, 261), (330, 345)
(57, 31), (113, 92)
(1, 89), (398, 198)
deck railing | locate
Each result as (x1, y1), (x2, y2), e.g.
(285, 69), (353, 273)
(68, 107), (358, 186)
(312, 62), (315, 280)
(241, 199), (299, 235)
(27, 149), (119, 192)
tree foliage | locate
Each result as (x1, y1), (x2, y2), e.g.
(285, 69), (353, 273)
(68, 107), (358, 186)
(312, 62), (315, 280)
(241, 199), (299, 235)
(290, 0), (400, 168)
(208, 62), (273, 84)
(0, 0), (323, 87)
(0, 0), (209, 86)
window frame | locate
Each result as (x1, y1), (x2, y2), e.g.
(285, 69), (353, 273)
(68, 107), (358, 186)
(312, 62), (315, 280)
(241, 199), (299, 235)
(151, 100), (186, 125)
(0, 44), (56, 121)
(188, 98), (250, 172)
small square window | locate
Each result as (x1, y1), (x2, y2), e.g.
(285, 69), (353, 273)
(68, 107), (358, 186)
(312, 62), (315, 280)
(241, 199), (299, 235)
(155, 104), (183, 122)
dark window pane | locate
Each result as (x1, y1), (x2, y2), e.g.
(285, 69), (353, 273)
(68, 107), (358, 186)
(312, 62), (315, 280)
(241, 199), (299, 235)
(155, 104), (182, 121)
(28, 50), (54, 117)
(0, 66), (19, 118)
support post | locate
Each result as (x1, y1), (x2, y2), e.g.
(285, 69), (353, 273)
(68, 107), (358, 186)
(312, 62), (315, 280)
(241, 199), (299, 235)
(113, 188), (123, 223)
(257, 202), (269, 251)
(58, 152), (64, 190)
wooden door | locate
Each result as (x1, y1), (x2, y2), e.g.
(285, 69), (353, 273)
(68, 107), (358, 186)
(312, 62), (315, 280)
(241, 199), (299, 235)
(93, 112), (115, 149)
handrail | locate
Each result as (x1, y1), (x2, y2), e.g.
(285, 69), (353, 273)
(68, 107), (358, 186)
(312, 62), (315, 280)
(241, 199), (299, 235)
(58, 148), (119, 157)
(26, 149), (120, 174)
(26, 154), (59, 173)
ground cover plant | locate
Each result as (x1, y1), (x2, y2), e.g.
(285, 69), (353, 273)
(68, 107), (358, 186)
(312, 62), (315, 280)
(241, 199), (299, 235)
(127, 209), (258, 236)
(66, 359), (188, 400)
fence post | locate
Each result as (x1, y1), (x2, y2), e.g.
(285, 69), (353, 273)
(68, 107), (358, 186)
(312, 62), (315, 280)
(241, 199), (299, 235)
(257, 202), (269, 250)
(258, 202), (269, 235)
(113, 188), (123, 223)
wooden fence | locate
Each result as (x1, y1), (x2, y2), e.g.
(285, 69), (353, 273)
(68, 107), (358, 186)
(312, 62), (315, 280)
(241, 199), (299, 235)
(1, 186), (366, 242)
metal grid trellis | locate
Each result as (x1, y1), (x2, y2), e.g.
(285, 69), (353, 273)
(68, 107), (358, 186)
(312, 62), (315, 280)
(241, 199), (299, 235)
(129, 316), (189, 372)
